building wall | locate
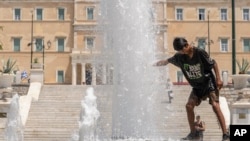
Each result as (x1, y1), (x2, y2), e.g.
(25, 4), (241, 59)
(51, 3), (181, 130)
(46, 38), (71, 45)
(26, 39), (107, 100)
(166, 0), (250, 83)
(1, 0), (250, 84)
(0, 0), (74, 84)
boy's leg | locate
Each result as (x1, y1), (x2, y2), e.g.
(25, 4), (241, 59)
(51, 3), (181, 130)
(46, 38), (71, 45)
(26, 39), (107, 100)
(186, 96), (196, 132)
(188, 91), (202, 131)
(209, 91), (229, 140)
(182, 91), (200, 140)
(211, 101), (227, 133)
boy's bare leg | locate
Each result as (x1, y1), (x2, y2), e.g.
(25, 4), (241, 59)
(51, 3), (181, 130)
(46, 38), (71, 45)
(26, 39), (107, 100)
(211, 101), (227, 134)
(186, 101), (196, 132)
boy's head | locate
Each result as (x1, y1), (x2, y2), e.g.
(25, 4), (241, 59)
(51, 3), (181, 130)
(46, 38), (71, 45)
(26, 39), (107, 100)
(196, 115), (201, 120)
(173, 37), (188, 51)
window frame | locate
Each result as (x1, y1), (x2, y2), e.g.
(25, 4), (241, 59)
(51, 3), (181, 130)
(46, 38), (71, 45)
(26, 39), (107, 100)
(14, 8), (21, 21)
(85, 36), (95, 51)
(242, 8), (250, 21)
(58, 7), (65, 21)
(35, 38), (43, 52)
(57, 70), (65, 83)
(86, 7), (94, 20)
(176, 8), (183, 21)
(242, 38), (250, 52)
(197, 38), (207, 50)
(13, 38), (21, 52)
(57, 38), (65, 52)
(36, 8), (43, 21)
(198, 8), (206, 21)
(220, 8), (228, 21)
(220, 38), (229, 52)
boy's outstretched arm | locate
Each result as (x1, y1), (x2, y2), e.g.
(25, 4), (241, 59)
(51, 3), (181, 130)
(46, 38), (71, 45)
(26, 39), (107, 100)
(154, 59), (169, 66)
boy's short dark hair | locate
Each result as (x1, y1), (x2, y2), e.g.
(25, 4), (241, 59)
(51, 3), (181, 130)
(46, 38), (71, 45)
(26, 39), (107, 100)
(173, 37), (188, 51)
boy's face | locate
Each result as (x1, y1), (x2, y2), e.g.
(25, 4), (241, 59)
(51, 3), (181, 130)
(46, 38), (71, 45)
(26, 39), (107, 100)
(196, 116), (200, 121)
(177, 44), (191, 54)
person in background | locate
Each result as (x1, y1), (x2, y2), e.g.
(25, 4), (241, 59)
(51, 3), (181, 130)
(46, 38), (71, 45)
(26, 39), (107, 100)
(166, 78), (174, 103)
(154, 37), (229, 141)
(194, 115), (205, 141)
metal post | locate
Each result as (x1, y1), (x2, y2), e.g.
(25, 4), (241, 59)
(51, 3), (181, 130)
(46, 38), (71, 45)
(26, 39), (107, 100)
(207, 10), (210, 56)
(42, 40), (44, 70)
(30, 11), (34, 69)
(232, 0), (236, 74)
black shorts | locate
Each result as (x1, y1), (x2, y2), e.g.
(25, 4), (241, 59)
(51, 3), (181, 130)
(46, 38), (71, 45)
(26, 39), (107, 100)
(189, 89), (219, 106)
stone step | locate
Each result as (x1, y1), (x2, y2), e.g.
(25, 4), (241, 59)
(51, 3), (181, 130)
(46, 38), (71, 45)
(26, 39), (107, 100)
(0, 85), (232, 140)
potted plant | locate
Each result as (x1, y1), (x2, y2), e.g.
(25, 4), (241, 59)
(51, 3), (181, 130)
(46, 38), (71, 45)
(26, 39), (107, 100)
(231, 58), (250, 90)
(236, 58), (250, 74)
(0, 58), (17, 88)
(32, 57), (42, 69)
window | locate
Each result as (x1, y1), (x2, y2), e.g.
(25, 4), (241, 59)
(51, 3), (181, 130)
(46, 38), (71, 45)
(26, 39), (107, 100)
(57, 38), (65, 52)
(14, 8), (21, 21)
(177, 71), (183, 83)
(176, 8), (183, 20)
(86, 7), (94, 20)
(85, 37), (94, 50)
(58, 8), (65, 20)
(197, 38), (206, 50)
(57, 70), (64, 83)
(221, 8), (228, 21)
(243, 9), (250, 21)
(243, 39), (250, 52)
(220, 38), (228, 52)
(36, 8), (43, 20)
(198, 8), (205, 21)
(13, 38), (21, 52)
(35, 38), (43, 52)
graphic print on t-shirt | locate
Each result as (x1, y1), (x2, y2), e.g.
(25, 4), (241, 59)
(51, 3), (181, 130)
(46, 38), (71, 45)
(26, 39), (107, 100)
(183, 63), (202, 80)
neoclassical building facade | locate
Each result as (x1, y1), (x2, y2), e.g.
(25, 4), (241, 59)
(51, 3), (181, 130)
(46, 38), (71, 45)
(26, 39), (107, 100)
(0, 0), (250, 85)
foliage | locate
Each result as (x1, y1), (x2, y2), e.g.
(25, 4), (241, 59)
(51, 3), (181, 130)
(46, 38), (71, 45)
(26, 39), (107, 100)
(236, 58), (250, 74)
(34, 58), (39, 63)
(0, 58), (17, 74)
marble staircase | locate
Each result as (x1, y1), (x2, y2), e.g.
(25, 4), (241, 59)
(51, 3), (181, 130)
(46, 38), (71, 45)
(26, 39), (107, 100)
(0, 85), (234, 141)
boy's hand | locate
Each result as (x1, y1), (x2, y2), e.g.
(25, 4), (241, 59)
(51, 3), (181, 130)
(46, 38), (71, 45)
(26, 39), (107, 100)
(153, 60), (167, 66)
(216, 79), (223, 90)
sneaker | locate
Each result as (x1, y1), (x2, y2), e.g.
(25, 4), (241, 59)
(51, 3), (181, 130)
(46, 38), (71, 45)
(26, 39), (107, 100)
(182, 132), (196, 140)
(222, 133), (230, 141)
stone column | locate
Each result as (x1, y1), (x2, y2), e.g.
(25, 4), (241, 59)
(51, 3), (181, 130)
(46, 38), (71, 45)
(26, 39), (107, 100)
(102, 63), (107, 85)
(74, 32), (77, 49)
(72, 63), (77, 85)
(164, 31), (167, 50)
(81, 63), (86, 85)
(91, 64), (96, 85)
(107, 63), (113, 85)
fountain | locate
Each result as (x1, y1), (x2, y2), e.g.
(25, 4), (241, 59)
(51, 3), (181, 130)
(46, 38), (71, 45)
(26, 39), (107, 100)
(79, 87), (100, 141)
(97, 0), (167, 140)
(4, 94), (24, 141)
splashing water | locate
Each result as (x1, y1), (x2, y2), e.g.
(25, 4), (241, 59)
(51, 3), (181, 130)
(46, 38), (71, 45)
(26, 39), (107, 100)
(78, 87), (100, 141)
(98, 0), (167, 140)
(4, 94), (24, 141)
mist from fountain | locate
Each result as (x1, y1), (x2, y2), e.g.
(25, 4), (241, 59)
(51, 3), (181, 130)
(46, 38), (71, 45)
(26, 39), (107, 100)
(4, 94), (24, 141)
(71, 87), (100, 141)
(98, 0), (167, 140)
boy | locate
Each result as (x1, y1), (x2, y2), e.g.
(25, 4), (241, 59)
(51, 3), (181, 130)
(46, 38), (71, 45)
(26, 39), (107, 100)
(155, 37), (229, 141)
(194, 115), (205, 141)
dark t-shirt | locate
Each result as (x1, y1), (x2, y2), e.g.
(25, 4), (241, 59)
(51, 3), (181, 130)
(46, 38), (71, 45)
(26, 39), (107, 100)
(167, 47), (216, 89)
